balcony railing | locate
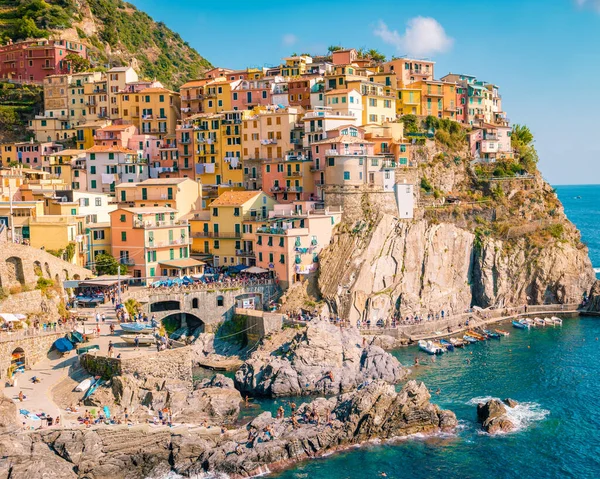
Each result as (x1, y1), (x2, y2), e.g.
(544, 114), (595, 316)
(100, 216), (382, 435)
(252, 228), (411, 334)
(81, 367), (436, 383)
(120, 258), (135, 266)
(235, 249), (255, 257)
(133, 219), (187, 229)
(192, 231), (242, 239)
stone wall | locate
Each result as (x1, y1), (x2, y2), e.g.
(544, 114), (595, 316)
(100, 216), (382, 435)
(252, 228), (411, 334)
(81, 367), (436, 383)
(0, 242), (91, 290)
(0, 331), (64, 381)
(0, 289), (61, 319)
(236, 308), (283, 344)
(81, 347), (192, 383)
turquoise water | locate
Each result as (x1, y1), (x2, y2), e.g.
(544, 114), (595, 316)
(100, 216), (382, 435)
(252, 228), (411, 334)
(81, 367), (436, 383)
(270, 185), (600, 479)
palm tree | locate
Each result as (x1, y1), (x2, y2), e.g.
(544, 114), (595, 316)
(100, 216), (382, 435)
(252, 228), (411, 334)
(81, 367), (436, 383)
(327, 45), (343, 54)
(124, 298), (141, 320)
(367, 49), (386, 63)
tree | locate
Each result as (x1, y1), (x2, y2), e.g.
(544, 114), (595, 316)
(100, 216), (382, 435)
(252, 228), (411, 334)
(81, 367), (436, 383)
(327, 45), (343, 54)
(124, 298), (141, 319)
(367, 49), (386, 63)
(65, 53), (91, 73)
(511, 124), (538, 172)
(95, 254), (127, 276)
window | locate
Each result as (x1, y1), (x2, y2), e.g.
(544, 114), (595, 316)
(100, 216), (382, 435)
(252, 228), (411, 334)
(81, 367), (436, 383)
(90, 153), (95, 160)
(214, 240), (220, 249)
(120, 214), (126, 222)
(93, 230), (105, 240)
(108, 153), (114, 160)
(121, 231), (127, 241)
(328, 158), (335, 166)
(212, 208), (218, 217)
(70, 208), (77, 215)
(233, 207), (240, 217)
(169, 248), (174, 260)
(216, 295), (224, 307)
(141, 188), (147, 200)
(90, 166), (96, 174)
(159, 95), (164, 102)
(280, 254), (285, 264)
(343, 171), (350, 180)
(95, 197), (102, 206)
(91, 180), (97, 188)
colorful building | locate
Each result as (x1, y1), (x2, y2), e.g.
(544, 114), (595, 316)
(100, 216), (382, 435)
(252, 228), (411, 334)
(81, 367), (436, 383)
(85, 146), (148, 194)
(110, 206), (198, 284)
(254, 202), (342, 288)
(382, 57), (435, 87)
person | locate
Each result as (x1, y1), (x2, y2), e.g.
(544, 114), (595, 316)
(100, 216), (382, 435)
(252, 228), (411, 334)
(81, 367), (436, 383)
(108, 341), (114, 358)
(18, 390), (25, 401)
(96, 325), (100, 338)
(101, 313), (106, 323)
(290, 402), (297, 416)
(134, 335), (139, 350)
(124, 408), (129, 422)
(109, 323), (115, 335)
(276, 406), (284, 420)
(95, 312), (100, 323)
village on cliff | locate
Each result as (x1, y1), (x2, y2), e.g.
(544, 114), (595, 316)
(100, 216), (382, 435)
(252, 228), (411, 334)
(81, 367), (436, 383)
(0, 40), (597, 479)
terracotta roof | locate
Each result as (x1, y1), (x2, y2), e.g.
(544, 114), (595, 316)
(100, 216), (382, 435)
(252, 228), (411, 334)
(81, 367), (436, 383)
(86, 145), (137, 154)
(210, 190), (261, 207)
(313, 135), (373, 145)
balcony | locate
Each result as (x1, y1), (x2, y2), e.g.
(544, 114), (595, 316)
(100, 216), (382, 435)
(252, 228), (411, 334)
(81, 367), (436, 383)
(148, 238), (191, 248)
(235, 249), (255, 257)
(243, 213), (269, 221)
(285, 171), (302, 177)
(193, 231), (242, 239)
(426, 90), (444, 97)
(120, 258), (135, 266)
(270, 186), (303, 193)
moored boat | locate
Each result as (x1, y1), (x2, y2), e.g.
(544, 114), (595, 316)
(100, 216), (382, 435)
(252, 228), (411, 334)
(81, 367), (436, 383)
(440, 339), (455, 351)
(483, 329), (501, 339)
(467, 330), (487, 341)
(121, 334), (155, 346)
(75, 378), (93, 392)
(463, 334), (478, 343)
(512, 320), (528, 329)
(495, 329), (510, 337)
(418, 340), (444, 355)
(534, 317), (546, 326)
(449, 337), (466, 348)
(550, 316), (563, 325)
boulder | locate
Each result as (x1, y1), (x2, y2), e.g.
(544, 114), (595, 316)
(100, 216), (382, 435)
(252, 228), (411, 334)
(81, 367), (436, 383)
(503, 398), (519, 408)
(235, 321), (408, 397)
(0, 395), (19, 432)
(477, 398), (515, 434)
(0, 379), (455, 479)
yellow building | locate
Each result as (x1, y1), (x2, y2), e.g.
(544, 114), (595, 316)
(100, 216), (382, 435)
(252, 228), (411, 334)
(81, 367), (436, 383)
(115, 177), (202, 218)
(407, 80), (446, 118)
(0, 201), (44, 243)
(74, 120), (111, 150)
(41, 149), (85, 185)
(345, 78), (396, 125)
(396, 85), (422, 116)
(190, 190), (277, 267)
(135, 87), (181, 138)
(180, 79), (210, 119)
(84, 77), (109, 120)
(29, 213), (88, 267)
(202, 78), (233, 114)
(281, 55), (313, 77)
(86, 222), (111, 268)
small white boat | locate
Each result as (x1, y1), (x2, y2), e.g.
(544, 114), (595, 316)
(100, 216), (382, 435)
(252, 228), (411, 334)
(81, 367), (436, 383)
(534, 317), (546, 326)
(75, 377), (93, 392)
(550, 316), (563, 325)
(418, 340), (444, 355)
(75, 326), (96, 336)
(524, 318), (535, 327)
(121, 335), (155, 346)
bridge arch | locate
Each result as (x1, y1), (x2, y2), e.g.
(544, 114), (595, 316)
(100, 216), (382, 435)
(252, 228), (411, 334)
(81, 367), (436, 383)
(161, 312), (204, 336)
(150, 300), (181, 313)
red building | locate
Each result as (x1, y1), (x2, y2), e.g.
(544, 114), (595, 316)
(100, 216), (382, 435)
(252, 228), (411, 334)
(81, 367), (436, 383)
(0, 39), (87, 83)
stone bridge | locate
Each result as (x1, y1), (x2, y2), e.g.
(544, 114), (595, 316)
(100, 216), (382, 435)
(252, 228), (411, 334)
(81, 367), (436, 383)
(0, 330), (64, 381)
(123, 282), (280, 332)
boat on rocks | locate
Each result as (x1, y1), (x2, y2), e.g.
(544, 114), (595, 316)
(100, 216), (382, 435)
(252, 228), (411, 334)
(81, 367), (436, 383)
(121, 335), (155, 346)
(419, 340), (445, 355)
(120, 322), (154, 334)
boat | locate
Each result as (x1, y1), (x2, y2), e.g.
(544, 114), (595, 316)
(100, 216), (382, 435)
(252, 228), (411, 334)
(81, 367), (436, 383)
(120, 322), (154, 334)
(534, 317), (546, 326)
(53, 337), (74, 353)
(523, 318), (535, 327)
(550, 316), (563, 325)
(495, 329), (510, 337)
(440, 339), (455, 351)
(418, 340), (444, 355)
(75, 378), (93, 392)
(512, 320), (528, 329)
(120, 335), (156, 346)
(77, 344), (100, 355)
(449, 337), (466, 348)
(463, 334), (478, 343)
(483, 329), (501, 339)
(467, 330), (487, 341)
(83, 378), (104, 400)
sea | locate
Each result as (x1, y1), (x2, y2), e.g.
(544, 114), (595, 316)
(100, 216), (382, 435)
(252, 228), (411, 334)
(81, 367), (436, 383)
(177, 185), (600, 479)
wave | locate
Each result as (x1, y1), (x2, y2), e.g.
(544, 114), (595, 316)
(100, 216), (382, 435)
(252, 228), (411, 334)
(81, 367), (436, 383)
(467, 396), (549, 433)
(151, 473), (231, 479)
(594, 267), (600, 273)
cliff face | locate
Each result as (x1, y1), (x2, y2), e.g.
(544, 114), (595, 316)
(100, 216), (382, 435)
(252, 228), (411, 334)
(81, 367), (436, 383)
(318, 154), (594, 324)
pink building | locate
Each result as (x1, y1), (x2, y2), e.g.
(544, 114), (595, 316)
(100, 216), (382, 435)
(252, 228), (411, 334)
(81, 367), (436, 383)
(0, 39), (87, 83)
(94, 124), (138, 148)
(254, 202), (342, 288)
(231, 78), (287, 110)
(467, 124), (512, 162)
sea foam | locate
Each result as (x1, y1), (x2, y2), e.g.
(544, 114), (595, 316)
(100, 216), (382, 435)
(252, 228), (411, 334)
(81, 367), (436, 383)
(467, 396), (549, 433)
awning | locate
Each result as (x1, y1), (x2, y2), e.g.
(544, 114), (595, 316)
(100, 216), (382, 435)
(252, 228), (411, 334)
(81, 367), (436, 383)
(79, 275), (132, 287)
(228, 264), (248, 273)
(63, 280), (81, 288)
(244, 266), (269, 274)
(0, 313), (26, 322)
(158, 259), (206, 269)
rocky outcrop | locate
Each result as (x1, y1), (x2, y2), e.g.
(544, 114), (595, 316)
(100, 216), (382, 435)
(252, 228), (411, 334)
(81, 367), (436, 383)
(0, 380), (456, 479)
(235, 322), (408, 397)
(0, 395), (18, 433)
(477, 398), (515, 434)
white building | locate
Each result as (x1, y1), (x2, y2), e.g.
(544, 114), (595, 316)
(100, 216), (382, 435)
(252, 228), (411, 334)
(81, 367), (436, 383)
(395, 183), (414, 219)
(85, 146), (149, 195)
(302, 107), (361, 149)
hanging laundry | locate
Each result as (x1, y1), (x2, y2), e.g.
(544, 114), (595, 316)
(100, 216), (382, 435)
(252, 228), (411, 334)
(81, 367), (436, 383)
(204, 163), (215, 173)
(195, 163), (205, 175)
(101, 173), (115, 184)
(230, 157), (239, 168)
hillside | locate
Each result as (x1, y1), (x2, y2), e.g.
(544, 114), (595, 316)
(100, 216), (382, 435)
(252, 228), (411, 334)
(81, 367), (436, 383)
(0, 0), (211, 89)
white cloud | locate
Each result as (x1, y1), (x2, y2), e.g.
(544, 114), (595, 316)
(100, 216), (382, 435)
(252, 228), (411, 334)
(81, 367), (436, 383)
(575, 0), (600, 11)
(282, 34), (298, 46)
(374, 17), (454, 58)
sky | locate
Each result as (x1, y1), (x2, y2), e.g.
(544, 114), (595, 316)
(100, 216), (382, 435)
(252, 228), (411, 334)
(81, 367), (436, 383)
(130, 0), (600, 185)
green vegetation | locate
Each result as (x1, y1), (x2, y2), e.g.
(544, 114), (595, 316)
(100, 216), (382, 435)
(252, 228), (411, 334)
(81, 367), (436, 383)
(124, 298), (140, 319)
(94, 253), (127, 275)
(420, 176), (433, 193)
(86, 0), (211, 88)
(0, 82), (42, 142)
(399, 114), (419, 133)
(511, 124), (539, 173)
(36, 277), (54, 290)
(215, 315), (248, 347)
(424, 116), (466, 151)
(546, 223), (564, 240)
(0, 0), (77, 43)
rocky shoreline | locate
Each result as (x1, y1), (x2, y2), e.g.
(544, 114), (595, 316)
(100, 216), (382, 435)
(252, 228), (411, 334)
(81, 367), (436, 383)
(0, 380), (456, 479)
